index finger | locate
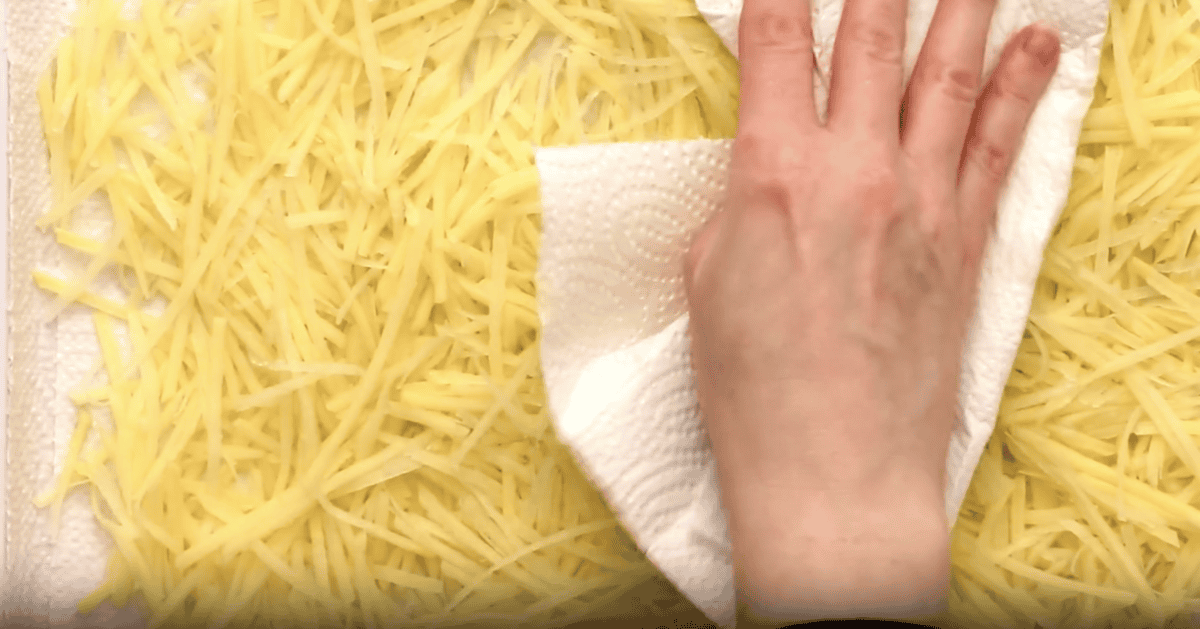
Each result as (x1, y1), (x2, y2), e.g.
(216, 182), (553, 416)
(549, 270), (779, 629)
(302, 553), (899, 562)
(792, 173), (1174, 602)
(738, 0), (818, 129)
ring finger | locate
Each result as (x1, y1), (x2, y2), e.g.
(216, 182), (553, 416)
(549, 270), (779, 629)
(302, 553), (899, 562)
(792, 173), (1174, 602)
(901, 0), (999, 178)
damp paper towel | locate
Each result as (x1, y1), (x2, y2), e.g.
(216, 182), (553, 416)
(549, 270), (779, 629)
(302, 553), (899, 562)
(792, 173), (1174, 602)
(6, 0), (161, 624)
(535, 0), (1109, 625)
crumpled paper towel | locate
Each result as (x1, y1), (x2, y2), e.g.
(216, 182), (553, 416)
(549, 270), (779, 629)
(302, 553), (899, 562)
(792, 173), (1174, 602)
(5, 0), (131, 624)
(535, 0), (1109, 625)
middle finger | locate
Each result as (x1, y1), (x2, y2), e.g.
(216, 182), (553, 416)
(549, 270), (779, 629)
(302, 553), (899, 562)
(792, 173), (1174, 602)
(827, 0), (909, 138)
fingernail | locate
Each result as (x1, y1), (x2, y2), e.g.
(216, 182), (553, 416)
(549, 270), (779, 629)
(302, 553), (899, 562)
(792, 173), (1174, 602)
(1023, 25), (1061, 67)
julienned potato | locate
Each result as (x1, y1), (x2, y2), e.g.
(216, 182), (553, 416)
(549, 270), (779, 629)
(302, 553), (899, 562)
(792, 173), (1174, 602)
(953, 1), (1200, 626)
(29, 0), (1200, 627)
(33, 0), (736, 625)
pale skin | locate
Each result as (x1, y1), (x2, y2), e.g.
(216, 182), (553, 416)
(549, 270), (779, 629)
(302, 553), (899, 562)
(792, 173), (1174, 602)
(683, 0), (1061, 625)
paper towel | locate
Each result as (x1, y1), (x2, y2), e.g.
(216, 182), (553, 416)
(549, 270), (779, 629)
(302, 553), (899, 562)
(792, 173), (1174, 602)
(0, 3), (9, 606)
(535, 1), (1109, 625)
(5, 0), (136, 625)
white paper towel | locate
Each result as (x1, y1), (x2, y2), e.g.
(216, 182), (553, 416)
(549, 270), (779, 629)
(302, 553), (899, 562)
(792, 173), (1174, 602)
(535, 1), (1109, 625)
(0, 2), (10, 605)
(5, 0), (134, 624)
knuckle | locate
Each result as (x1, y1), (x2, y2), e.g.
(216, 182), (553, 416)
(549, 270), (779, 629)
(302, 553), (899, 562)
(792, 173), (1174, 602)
(966, 138), (1011, 180)
(994, 63), (1036, 106)
(916, 59), (980, 105)
(855, 160), (902, 200)
(900, 142), (947, 173)
(846, 160), (905, 227)
(732, 131), (777, 175)
(744, 172), (797, 216)
(743, 10), (813, 54)
(846, 19), (903, 65)
(733, 131), (806, 183)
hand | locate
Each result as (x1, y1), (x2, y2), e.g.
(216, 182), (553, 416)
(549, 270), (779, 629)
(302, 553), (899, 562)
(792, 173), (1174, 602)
(684, 0), (1061, 623)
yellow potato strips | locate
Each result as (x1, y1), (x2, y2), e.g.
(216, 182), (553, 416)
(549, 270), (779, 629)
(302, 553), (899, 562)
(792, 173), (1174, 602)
(42, 0), (1200, 627)
(33, 0), (737, 626)
(950, 1), (1200, 627)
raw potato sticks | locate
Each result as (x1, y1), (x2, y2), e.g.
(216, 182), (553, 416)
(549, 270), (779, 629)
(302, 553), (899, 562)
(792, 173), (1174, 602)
(32, 0), (737, 626)
(950, 2), (1200, 627)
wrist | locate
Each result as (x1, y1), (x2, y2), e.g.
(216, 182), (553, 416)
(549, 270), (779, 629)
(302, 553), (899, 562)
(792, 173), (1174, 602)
(725, 475), (950, 625)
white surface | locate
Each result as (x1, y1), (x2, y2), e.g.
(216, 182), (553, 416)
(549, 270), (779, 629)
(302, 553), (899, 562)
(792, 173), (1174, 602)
(535, 1), (1110, 625)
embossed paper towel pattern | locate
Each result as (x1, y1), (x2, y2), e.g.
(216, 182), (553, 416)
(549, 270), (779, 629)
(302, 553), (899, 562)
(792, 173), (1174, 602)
(535, 1), (1109, 626)
(7, 0), (126, 621)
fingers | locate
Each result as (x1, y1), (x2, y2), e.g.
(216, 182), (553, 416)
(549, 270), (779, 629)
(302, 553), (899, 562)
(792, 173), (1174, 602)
(827, 0), (908, 138)
(738, 0), (818, 129)
(958, 24), (1060, 244)
(901, 0), (998, 176)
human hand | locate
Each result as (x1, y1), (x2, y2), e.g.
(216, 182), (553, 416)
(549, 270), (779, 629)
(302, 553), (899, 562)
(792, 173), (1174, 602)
(683, 0), (1061, 622)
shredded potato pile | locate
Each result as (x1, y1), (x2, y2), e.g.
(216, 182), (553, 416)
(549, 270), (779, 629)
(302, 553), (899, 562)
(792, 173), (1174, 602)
(950, 1), (1200, 627)
(33, 0), (736, 626)
(44, 0), (1200, 626)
